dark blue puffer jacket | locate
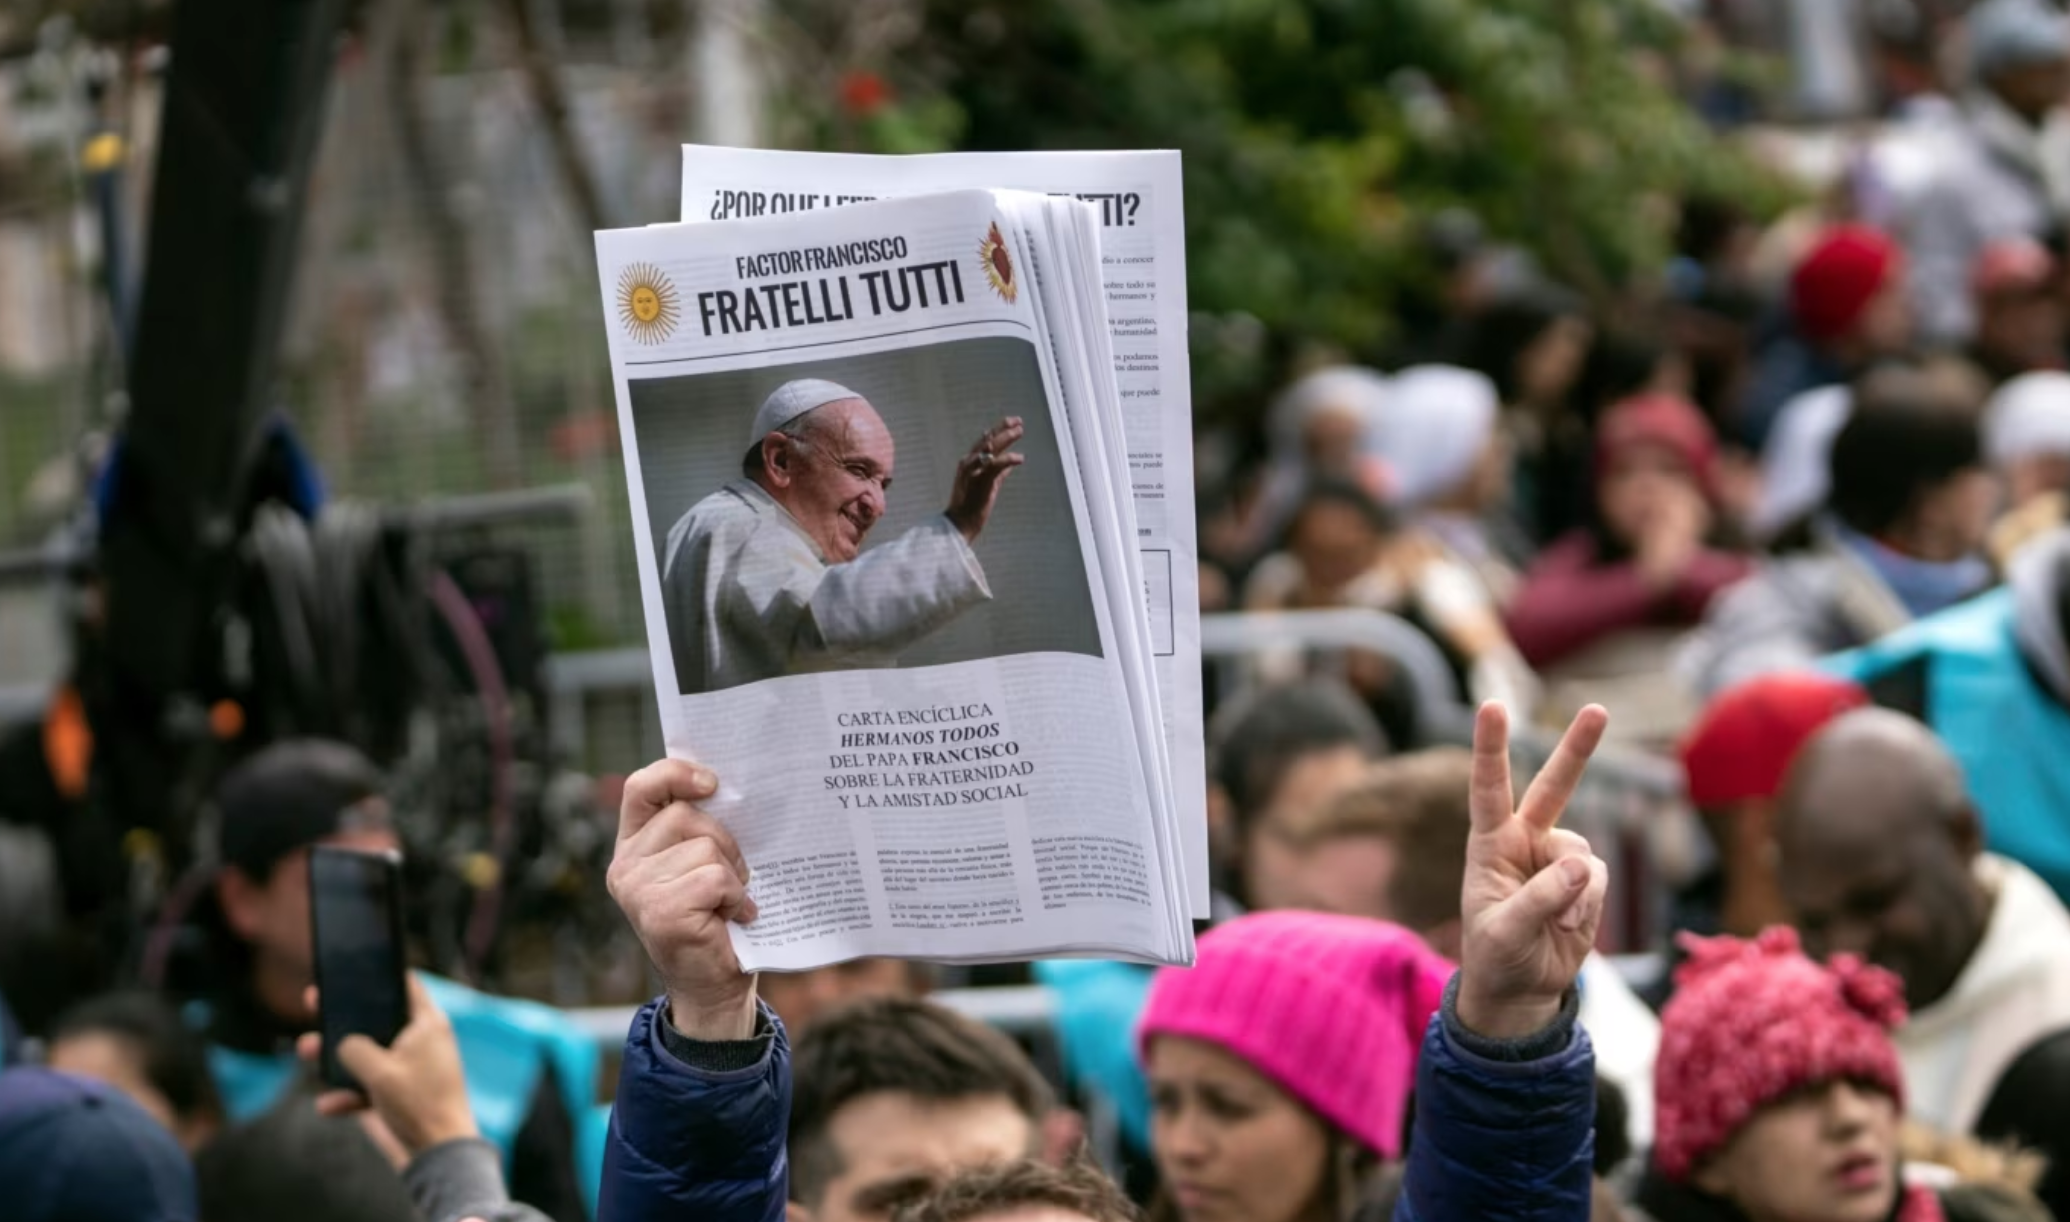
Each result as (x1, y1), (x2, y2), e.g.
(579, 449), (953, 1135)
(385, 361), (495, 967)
(598, 984), (1592, 1222)
(596, 998), (789, 1222)
(1395, 983), (1597, 1222)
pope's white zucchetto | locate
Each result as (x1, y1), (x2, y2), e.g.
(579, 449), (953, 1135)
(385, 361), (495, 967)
(748, 379), (867, 449)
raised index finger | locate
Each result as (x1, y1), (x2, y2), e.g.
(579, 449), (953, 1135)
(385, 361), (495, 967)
(1469, 700), (1515, 835)
(619, 759), (717, 843)
(1516, 704), (1609, 832)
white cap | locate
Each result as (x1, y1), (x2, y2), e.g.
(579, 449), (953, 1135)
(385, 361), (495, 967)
(748, 379), (866, 449)
(1986, 371), (2070, 467)
(1369, 364), (1499, 508)
(1969, 0), (2070, 78)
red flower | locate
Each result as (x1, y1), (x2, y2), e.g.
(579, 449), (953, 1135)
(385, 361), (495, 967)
(839, 71), (891, 117)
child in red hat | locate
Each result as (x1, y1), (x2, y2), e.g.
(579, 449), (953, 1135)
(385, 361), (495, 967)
(1633, 927), (2047, 1222)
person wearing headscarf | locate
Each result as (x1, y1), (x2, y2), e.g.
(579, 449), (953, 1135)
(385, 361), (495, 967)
(1506, 395), (1753, 674)
(1370, 365), (1525, 604)
(1236, 366), (1393, 561)
(1984, 371), (2070, 511)
(1982, 371), (2070, 561)
(1630, 928), (2051, 1222)
(1904, 0), (2070, 345)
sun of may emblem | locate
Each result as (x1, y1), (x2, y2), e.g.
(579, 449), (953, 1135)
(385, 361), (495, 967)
(978, 222), (1017, 304)
(617, 262), (681, 344)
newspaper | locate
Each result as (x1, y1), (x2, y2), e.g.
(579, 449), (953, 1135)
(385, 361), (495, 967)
(676, 148), (1210, 919)
(595, 189), (1195, 969)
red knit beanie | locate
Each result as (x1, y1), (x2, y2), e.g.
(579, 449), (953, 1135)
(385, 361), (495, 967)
(1594, 394), (1722, 502)
(1677, 672), (1870, 809)
(1653, 927), (1909, 1183)
(1790, 226), (1902, 344)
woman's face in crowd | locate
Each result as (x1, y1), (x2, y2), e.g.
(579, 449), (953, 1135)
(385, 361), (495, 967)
(1148, 1036), (1334, 1222)
(1693, 1079), (1900, 1222)
(1289, 501), (1380, 594)
(1597, 441), (1707, 548)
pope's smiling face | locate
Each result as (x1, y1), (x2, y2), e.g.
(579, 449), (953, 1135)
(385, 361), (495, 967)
(760, 398), (896, 562)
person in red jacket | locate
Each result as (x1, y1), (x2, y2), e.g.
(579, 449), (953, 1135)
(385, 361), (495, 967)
(1506, 394), (1753, 672)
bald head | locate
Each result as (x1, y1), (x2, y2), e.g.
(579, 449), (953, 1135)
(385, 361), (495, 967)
(1778, 708), (1970, 843)
(1775, 708), (1990, 1010)
(751, 398), (896, 563)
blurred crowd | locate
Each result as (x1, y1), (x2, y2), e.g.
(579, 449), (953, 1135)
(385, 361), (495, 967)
(24, 0), (2070, 1220)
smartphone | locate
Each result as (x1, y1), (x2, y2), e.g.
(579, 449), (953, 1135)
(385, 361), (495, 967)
(308, 845), (410, 1091)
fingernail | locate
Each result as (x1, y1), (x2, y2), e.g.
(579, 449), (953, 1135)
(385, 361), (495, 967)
(689, 765), (716, 790)
(1558, 858), (1588, 888)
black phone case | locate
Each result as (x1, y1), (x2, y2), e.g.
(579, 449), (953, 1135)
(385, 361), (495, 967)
(308, 847), (409, 1091)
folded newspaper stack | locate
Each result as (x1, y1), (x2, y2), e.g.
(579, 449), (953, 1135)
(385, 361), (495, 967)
(595, 183), (1196, 969)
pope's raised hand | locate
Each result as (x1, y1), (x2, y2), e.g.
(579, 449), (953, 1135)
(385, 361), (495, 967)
(946, 417), (1026, 543)
(606, 759), (759, 1040)
(1456, 701), (1611, 1039)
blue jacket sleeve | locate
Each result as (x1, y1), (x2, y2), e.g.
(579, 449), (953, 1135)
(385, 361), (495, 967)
(1395, 983), (1596, 1222)
(596, 998), (790, 1222)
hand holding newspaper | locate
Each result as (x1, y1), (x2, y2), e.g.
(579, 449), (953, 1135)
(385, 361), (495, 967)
(595, 188), (1194, 968)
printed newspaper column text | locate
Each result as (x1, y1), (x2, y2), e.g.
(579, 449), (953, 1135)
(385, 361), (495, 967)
(739, 850), (872, 947)
(1032, 837), (1153, 911)
(828, 701), (1038, 931)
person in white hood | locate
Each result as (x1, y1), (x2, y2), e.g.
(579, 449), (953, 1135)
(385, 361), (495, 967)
(660, 378), (1022, 694)
(1984, 370), (2070, 510)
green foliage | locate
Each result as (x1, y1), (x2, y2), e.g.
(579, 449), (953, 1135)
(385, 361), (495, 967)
(782, 0), (1789, 406)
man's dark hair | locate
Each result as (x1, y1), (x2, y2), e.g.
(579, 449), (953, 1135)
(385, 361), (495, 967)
(1208, 680), (1388, 829)
(892, 1157), (1140, 1222)
(194, 1096), (416, 1222)
(1827, 366), (1985, 538)
(789, 997), (1054, 1208)
(50, 991), (222, 1128)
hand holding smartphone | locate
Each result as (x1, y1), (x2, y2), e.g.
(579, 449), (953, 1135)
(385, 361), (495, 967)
(308, 845), (410, 1091)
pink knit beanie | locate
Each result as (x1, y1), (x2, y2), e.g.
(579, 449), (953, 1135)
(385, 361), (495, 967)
(1653, 926), (1910, 1183)
(1136, 911), (1453, 1159)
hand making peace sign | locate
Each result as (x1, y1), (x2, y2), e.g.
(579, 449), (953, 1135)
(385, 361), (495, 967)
(1455, 701), (1611, 1039)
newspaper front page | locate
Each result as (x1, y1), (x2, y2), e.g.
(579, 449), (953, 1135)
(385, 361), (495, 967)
(596, 189), (1191, 969)
(676, 148), (1210, 919)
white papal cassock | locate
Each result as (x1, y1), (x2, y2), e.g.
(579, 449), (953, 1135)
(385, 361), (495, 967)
(661, 479), (992, 693)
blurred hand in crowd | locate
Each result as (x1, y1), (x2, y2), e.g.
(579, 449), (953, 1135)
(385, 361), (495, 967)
(607, 759), (760, 1040)
(1457, 701), (1610, 1039)
(1633, 480), (1710, 591)
(296, 975), (476, 1161)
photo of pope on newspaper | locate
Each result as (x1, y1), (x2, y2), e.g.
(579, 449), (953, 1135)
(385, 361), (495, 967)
(630, 335), (1104, 696)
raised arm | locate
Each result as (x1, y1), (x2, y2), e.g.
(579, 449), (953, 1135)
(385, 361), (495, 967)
(1396, 702), (1607, 1222)
(599, 760), (788, 1222)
